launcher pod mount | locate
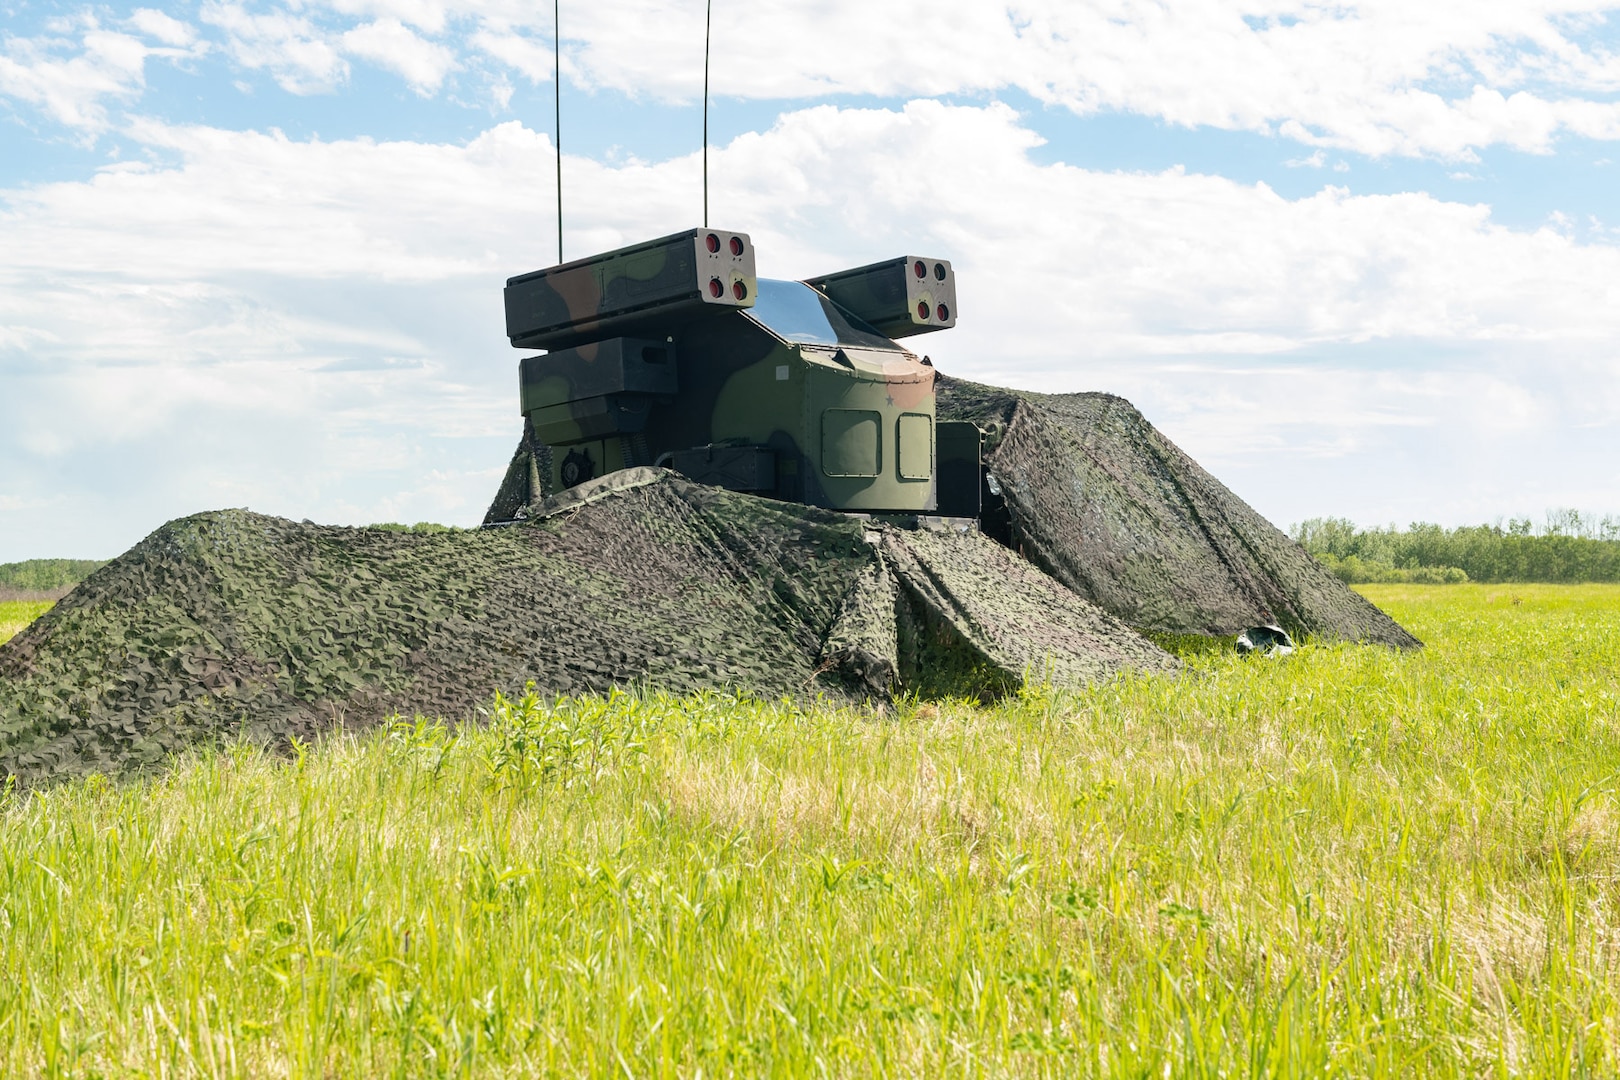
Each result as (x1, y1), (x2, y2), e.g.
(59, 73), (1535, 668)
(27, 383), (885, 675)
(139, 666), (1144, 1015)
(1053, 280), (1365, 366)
(504, 230), (983, 515)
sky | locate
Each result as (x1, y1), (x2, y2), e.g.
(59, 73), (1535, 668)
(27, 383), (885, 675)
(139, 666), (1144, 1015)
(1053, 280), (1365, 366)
(1, 0), (1618, 562)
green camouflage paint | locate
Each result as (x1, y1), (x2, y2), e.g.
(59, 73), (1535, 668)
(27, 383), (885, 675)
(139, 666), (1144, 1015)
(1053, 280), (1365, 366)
(504, 228), (757, 351)
(502, 231), (958, 514)
(805, 255), (958, 340)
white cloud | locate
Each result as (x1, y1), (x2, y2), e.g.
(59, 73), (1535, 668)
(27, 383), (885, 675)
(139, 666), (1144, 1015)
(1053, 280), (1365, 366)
(128, 9), (200, 49)
(461, 0), (1620, 158)
(469, 28), (555, 84)
(542, 0), (1020, 103)
(488, 73), (514, 109)
(199, 2), (349, 94)
(15, 0), (1620, 158)
(692, 102), (1620, 360)
(0, 22), (156, 132)
(8, 118), (545, 282)
(323, 0), (457, 35)
(3, 101), (1619, 559)
(1010, 1), (1620, 157)
(340, 18), (456, 94)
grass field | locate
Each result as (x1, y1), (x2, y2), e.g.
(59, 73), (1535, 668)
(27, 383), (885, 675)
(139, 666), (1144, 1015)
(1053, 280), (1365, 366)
(0, 600), (54, 647)
(2, 584), (1618, 1076)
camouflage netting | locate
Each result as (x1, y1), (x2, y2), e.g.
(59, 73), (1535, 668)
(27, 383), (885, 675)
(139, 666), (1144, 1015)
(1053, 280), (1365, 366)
(484, 416), (553, 526)
(0, 469), (1173, 785)
(934, 377), (1420, 647)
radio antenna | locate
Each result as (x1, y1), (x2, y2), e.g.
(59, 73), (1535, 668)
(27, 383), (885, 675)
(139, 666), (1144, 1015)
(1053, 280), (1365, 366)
(703, 0), (712, 227)
(554, 0), (563, 263)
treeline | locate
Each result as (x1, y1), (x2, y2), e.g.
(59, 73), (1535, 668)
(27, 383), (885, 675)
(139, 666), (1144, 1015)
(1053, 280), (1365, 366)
(1293, 512), (1620, 584)
(0, 559), (107, 592)
(368, 522), (461, 534)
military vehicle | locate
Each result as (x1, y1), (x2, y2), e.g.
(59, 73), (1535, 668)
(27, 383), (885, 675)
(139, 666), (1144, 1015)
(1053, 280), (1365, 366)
(0, 228), (1420, 787)
(501, 228), (986, 518)
(490, 227), (1420, 652)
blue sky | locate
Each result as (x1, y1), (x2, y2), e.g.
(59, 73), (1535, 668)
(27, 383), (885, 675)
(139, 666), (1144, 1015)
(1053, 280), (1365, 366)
(2, 0), (1619, 561)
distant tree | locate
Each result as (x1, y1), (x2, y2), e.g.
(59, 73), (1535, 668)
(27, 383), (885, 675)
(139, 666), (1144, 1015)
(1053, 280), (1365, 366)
(1291, 513), (1620, 583)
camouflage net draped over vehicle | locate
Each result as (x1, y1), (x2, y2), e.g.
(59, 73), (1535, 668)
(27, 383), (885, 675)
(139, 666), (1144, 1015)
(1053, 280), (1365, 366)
(484, 417), (552, 526)
(934, 377), (1420, 647)
(0, 469), (1173, 785)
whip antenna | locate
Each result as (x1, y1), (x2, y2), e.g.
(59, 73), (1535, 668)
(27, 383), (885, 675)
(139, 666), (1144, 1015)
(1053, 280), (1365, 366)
(554, 0), (563, 263)
(703, 0), (711, 227)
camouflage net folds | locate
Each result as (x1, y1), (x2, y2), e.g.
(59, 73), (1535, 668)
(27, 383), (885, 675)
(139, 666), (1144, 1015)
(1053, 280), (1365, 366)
(0, 469), (1172, 785)
(483, 417), (553, 526)
(935, 377), (1419, 647)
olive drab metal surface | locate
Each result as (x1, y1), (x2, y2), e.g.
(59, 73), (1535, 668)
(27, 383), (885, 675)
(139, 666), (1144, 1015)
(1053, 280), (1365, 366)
(503, 230), (963, 514)
(519, 337), (677, 445)
(805, 256), (958, 339)
(504, 228), (757, 351)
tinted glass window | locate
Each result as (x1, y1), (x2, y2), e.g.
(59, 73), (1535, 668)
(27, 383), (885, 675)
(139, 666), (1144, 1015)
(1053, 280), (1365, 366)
(745, 279), (899, 351)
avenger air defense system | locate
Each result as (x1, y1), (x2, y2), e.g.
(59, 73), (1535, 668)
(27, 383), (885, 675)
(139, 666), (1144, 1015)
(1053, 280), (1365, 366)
(490, 225), (1419, 654)
(0, 227), (1421, 786)
(500, 228), (989, 520)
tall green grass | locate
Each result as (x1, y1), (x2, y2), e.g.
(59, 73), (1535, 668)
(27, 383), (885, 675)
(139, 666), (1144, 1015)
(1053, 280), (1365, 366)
(2, 584), (1618, 1076)
(0, 600), (53, 646)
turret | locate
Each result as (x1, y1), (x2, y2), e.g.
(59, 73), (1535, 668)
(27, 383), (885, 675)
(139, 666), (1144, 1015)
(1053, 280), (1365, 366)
(505, 230), (971, 515)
